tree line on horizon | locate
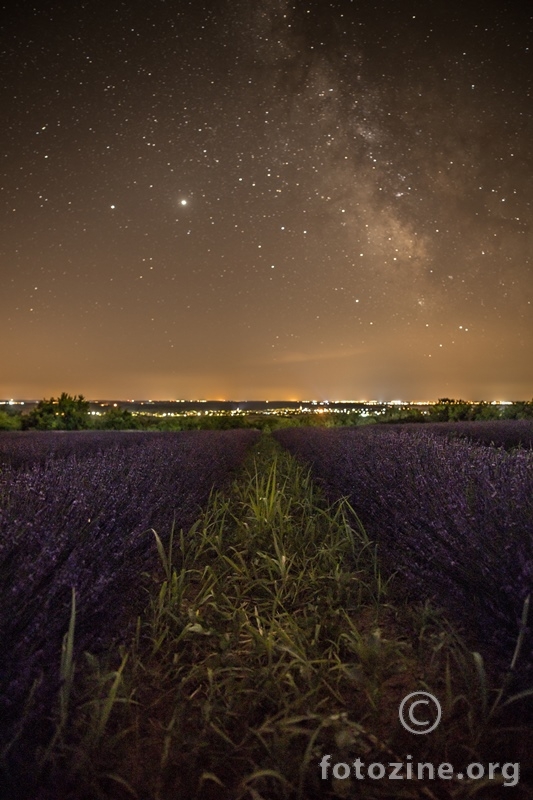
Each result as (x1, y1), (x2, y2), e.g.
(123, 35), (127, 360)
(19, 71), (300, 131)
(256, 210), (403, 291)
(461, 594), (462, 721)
(1, 392), (533, 432)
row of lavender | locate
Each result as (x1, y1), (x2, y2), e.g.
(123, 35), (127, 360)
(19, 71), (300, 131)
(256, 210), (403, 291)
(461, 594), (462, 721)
(376, 419), (533, 450)
(274, 425), (533, 682)
(0, 429), (259, 764)
(0, 429), (190, 467)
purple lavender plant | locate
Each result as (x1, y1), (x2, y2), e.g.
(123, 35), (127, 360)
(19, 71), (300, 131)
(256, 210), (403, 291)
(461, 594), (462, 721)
(375, 419), (533, 450)
(0, 429), (259, 781)
(274, 427), (533, 684)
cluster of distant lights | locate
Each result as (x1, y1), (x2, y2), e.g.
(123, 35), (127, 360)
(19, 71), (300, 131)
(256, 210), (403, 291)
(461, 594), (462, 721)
(0, 399), (517, 406)
(78, 400), (516, 418)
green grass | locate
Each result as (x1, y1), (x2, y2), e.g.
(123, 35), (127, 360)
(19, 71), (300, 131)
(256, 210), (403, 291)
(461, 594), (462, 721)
(22, 435), (533, 798)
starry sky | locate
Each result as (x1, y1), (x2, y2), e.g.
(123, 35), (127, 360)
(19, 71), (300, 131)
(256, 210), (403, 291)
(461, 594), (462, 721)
(1, 0), (532, 401)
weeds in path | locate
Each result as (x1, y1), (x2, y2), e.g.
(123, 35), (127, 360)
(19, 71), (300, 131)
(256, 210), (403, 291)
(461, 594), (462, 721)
(10, 435), (532, 799)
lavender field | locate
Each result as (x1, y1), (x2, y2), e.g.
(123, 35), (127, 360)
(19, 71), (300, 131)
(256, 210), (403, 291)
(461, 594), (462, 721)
(274, 424), (533, 684)
(378, 419), (533, 450)
(0, 429), (259, 766)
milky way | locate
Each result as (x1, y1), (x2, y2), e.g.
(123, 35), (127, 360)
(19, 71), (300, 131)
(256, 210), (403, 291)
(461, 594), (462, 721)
(1, 1), (532, 400)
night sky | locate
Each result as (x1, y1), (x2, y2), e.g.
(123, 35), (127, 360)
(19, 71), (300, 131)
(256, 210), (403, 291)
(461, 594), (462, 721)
(1, 0), (532, 401)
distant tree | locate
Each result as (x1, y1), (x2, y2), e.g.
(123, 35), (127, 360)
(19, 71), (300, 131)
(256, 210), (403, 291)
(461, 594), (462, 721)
(428, 398), (475, 422)
(447, 401), (472, 421)
(523, 399), (533, 419)
(156, 417), (184, 431)
(501, 400), (533, 420)
(99, 406), (137, 430)
(22, 392), (90, 430)
(427, 399), (453, 422)
(470, 402), (501, 421)
(0, 410), (21, 430)
(295, 413), (328, 427)
(380, 407), (426, 424)
(330, 411), (364, 427)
